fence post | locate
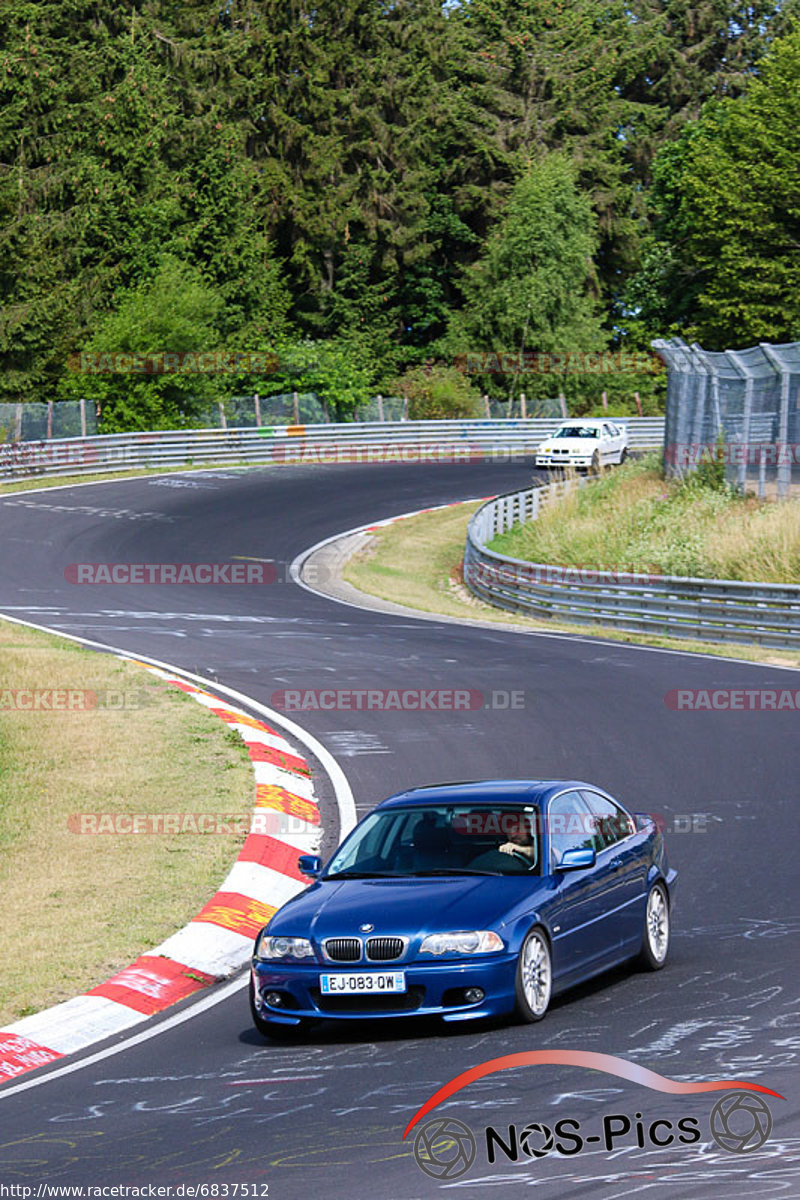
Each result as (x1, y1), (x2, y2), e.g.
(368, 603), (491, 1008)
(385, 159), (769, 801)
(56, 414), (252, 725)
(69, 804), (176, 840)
(520, 392), (526, 419)
(218, 402), (227, 430)
(79, 399), (86, 438)
(254, 393), (261, 427)
(558, 392), (567, 418)
(634, 392), (642, 416)
(758, 444), (766, 499)
(377, 394), (384, 422)
(602, 390), (608, 410)
(403, 395), (409, 421)
(729, 352), (753, 493)
(760, 344), (791, 499)
(483, 394), (490, 419)
(47, 400), (54, 439)
(293, 391), (299, 424)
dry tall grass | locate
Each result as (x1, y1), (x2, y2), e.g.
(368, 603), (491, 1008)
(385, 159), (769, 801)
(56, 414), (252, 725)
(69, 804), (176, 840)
(491, 458), (800, 583)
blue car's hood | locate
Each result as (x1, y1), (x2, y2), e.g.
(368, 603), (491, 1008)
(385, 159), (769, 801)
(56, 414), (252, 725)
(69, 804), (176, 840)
(268, 874), (550, 939)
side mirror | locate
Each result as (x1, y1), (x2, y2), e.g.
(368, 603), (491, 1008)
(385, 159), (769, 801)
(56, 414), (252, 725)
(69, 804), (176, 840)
(298, 854), (322, 878)
(558, 847), (596, 871)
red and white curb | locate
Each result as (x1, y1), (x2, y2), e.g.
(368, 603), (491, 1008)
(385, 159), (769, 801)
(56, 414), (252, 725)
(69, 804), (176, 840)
(0, 661), (321, 1083)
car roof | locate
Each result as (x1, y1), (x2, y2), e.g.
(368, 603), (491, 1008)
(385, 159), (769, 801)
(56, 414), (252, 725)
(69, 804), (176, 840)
(556, 418), (605, 427)
(375, 780), (598, 809)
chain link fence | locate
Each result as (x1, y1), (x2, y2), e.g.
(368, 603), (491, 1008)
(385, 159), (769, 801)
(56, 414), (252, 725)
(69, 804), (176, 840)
(1, 392), (569, 440)
(0, 400), (98, 441)
(653, 338), (800, 498)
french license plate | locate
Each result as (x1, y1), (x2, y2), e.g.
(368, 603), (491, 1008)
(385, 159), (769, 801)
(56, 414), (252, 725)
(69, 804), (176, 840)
(320, 972), (406, 994)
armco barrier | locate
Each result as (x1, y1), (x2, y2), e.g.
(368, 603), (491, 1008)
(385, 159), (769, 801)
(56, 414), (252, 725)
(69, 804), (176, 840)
(0, 418), (665, 482)
(464, 478), (800, 650)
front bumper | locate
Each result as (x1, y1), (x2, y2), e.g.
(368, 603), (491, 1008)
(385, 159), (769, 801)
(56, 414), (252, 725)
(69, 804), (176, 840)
(251, 953), (518, 1024)
(536, 453), (593, 468)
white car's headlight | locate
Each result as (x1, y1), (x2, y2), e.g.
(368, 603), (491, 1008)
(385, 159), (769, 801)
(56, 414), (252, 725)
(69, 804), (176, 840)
(255, 934), (315, 960)
(419, 930), (504, 956)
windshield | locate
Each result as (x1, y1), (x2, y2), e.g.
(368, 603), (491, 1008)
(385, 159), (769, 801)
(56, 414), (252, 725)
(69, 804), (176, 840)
(325, 804), (540, 877)
(553, 425), (600, 439)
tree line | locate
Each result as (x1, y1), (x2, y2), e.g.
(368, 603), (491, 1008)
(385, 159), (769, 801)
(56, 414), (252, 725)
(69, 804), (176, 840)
(1, 1), (797, 427)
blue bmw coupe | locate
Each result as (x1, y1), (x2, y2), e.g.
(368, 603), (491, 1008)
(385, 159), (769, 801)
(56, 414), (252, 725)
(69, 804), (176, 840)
(250, 780), (676, 1035)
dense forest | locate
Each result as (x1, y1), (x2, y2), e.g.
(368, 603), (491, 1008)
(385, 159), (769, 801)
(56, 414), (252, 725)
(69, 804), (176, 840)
(1, 1), (798, 427)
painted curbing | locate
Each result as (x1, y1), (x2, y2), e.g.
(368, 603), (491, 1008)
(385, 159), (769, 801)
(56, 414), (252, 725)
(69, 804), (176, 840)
(0, 660), (321, 1083)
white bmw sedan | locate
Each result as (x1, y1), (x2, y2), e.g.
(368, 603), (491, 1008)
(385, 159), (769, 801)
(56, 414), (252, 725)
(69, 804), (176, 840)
(535, 419), (628, 471)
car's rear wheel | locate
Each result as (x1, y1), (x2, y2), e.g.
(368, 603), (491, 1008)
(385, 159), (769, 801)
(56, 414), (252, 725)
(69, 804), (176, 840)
(249, 975), (308, 1039)
(514, 927), (552, 1021)
(639, 882), (670, 970)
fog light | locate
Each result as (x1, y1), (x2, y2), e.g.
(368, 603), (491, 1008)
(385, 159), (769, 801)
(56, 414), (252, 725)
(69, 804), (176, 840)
(464, 987), (484, 1004)
(265, 991), (284, 1007)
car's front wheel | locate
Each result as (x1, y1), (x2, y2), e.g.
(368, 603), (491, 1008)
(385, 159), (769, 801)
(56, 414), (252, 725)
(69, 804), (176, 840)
(514, 927), (552, 1021)
(619, 447), (629, 464)
(639, 882), (670, 970)
(590, 450), (601, 475)
(249, 976), (308, 1039)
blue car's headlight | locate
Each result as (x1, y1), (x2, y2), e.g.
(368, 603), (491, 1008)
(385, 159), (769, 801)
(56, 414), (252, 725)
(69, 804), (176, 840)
(255, 934), (315, 961)
(419, 931), (504, 956)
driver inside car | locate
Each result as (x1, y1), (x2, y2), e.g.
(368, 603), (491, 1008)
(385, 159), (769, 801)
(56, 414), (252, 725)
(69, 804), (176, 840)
(470, 812), (537, 873)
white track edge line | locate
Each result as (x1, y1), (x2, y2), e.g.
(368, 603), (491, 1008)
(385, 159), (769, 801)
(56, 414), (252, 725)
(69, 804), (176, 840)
(289, 508), (800, 674)
(0, 973), (247, 1101)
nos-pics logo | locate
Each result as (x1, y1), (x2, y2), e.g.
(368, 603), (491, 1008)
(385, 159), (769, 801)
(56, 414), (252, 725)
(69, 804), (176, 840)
(406, 1051), (783, 1181)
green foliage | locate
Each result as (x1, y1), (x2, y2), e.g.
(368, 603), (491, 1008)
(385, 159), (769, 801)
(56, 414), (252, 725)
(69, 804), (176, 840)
(443, 154), (607, 404)
(681, 431), (731, 494)
(0, 1), (796, 418)
(60, 258), (224, 431)
(395, 365), (482, 421)
(629, 27), (800, 348)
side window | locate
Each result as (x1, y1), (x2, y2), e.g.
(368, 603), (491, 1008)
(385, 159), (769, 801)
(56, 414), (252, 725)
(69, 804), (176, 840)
(547, 790), (594, 869)
(581, 791), (634, 851)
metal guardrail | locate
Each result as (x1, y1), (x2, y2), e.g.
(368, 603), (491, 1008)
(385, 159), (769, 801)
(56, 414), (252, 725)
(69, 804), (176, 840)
(0, 418), (665, 482)
(464, 478), (800, 649)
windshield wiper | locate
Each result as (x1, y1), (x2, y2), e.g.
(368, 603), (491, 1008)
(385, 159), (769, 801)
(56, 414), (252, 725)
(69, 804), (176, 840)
(324, 870), (400, 880)
(404, 868), (496, 876)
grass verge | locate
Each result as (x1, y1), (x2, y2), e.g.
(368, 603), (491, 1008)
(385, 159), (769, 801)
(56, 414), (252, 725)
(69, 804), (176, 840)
(342, 501), (800, 668)
(0, 621), (253, 1024)
(491, 455), (800, 583)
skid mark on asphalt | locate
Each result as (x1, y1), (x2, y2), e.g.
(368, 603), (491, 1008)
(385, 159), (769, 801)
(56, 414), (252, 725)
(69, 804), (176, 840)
(322, 731), (393, 756)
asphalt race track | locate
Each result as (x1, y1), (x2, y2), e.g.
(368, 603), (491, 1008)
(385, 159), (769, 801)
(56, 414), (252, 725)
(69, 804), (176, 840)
(0, 461), (798, 1199)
